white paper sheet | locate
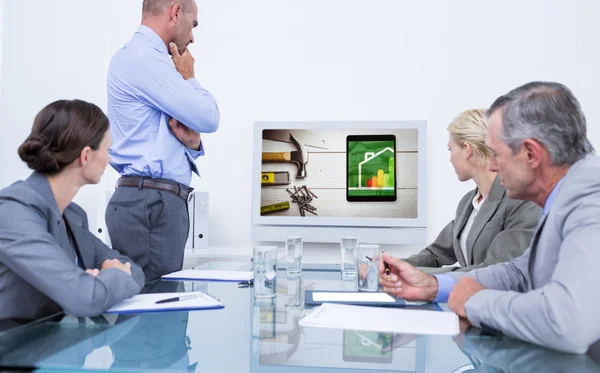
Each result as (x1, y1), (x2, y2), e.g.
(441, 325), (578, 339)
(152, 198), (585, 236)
(105, 291), (223, 314)
(312, 292), (396, 303)
(162, 269), (253, 282)
(299, 303), (459, 336)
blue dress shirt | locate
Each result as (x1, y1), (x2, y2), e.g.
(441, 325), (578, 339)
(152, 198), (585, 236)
(107, 25), (220, 186)
(432, 178), (564, 302)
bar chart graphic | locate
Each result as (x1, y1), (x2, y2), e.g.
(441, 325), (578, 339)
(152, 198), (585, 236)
(358, 148), (395, 190)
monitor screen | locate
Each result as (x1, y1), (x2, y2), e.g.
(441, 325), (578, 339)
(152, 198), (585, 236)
(252, 122), (426, 229)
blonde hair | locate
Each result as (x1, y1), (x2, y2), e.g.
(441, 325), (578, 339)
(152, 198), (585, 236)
(446, 109), (490, 167)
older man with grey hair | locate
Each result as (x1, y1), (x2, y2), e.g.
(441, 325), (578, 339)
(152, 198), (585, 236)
(379, 81), (600, 354)
(106, 0), (219, 282)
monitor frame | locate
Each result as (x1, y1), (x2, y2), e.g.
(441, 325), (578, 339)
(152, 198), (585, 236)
(251, 121), (427, 229)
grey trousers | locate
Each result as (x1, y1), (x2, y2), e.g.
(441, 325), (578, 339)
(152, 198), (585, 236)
(105, 184), (189, 282)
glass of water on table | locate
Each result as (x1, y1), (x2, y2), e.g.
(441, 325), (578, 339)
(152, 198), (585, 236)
(253, 246), (278, 300)
(358, 244), (381, 291)
(340, 237), (359, 278)
(286, 236), (303, 276)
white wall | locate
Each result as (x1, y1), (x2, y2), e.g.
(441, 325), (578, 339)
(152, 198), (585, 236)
(188, 0), (580, 252)
(0, 0), (4, 101)
(577, 0), (600, 148)
(0, 0), (597, 257)
(0, 0), (112, 231)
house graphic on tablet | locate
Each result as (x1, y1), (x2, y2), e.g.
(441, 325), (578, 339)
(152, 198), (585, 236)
(357, 147), (395, 189)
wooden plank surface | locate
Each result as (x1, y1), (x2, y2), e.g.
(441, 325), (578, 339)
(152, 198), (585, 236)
(260, 152), (417, 189)
(260, 188), (418, 218)
(259, 128), (419, 218)
(262, 129), (418, 153)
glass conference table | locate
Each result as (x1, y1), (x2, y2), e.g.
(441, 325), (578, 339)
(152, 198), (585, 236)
(1, 259), (600, 373)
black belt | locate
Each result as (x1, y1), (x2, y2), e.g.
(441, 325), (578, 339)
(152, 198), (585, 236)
(117, 177), (193, 201)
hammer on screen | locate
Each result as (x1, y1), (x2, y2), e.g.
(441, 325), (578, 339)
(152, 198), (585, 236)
(262, 134), (308, 179)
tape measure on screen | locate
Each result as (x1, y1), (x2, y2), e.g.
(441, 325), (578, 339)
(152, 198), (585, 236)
(260, 201), (291, 215)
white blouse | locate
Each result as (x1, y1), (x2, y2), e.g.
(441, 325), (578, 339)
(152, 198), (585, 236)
(458, 191), (487, 265)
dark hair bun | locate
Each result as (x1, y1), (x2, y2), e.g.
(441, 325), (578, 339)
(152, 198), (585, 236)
(18, 135), (62, 174)
(17, 99), (109, 175)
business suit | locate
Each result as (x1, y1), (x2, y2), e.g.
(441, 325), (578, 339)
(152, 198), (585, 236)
(457, 156), (600, 353)
(0, 172), (144, 321)
(405, 176), (541, 273)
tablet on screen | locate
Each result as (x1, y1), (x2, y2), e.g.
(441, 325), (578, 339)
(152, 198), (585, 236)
(347, 134), (397, 202)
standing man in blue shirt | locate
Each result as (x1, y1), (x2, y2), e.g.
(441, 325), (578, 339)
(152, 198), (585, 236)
(106, 0), (219, 282)
(379, 82), (600, 354)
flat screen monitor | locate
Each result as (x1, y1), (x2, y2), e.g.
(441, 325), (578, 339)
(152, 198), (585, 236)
(252, 121), (427, 231)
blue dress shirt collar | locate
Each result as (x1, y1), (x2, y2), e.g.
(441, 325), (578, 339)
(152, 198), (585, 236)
(137, 25), (168, 56)
(542, 178), (564, 218)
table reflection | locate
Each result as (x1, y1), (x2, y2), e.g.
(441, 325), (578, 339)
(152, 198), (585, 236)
(456, 328), (600, 373)
(109, 281), (196, 371)
(251, 275), (426, 372)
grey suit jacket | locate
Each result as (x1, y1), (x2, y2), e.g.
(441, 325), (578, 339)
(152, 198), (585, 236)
(0, 172), (144, 320)
(405, 176), (541, 273)
(457, 156), (600, 354)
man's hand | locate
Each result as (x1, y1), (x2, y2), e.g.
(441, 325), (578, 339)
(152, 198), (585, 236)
(458, 317), (472, 334)
(85, 268), (100, 277)
(101, 259), (132, 276)
(169, 42), (195, 80)
(378, 253), (439, 301)
(448, 277), (485, 318)
(168, 118), (201, 150)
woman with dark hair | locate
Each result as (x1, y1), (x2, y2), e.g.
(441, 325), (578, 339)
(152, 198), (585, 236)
(0, 99), (144, 322)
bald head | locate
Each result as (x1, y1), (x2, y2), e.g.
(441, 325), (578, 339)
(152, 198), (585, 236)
(142, 0), (194, 17)
(141, 0), (198, 56)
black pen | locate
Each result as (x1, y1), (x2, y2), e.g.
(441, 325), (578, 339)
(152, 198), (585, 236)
(367, 255), (391, 279)
(382, 251), (391, 280)
(238, 279), (254, 287)
(155, 294), (200, 304)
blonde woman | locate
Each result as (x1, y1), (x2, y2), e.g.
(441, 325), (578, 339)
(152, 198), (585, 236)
(403, 109), (540, 273)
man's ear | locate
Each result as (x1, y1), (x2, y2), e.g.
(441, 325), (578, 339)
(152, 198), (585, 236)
(522, 139), (544, 168)
(171, 4), (182, 22)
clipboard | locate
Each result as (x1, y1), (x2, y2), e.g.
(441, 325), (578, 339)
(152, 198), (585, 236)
(105, 292), (224, 314)
(305, 290), (407, 307)
(299, 303), (458, 336)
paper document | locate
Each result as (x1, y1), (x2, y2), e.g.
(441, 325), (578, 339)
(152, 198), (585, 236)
(299, 303), (459, 336)
(312, 292), (396, 303)
(162, 269), (253, 282)
(105, 291), (223, 314)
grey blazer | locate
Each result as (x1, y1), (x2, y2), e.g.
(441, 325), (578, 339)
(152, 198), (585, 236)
(458, 156), (600, 354)
(405, 176), (541, 273)
(0, 172), (144, 321)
